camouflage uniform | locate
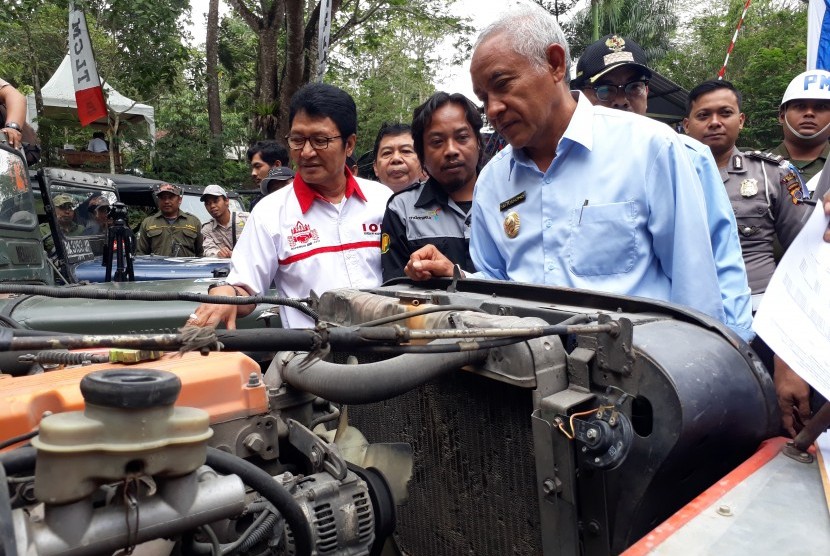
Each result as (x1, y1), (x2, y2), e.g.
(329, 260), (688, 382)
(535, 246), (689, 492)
(719, 147), (810, 295)
(136, 211), (204, 257)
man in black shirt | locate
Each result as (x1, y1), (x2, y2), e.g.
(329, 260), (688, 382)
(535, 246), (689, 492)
(380, 92), (481, 281)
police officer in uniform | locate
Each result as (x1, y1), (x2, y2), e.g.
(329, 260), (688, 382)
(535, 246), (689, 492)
(136, 183), (204, 257)
(684, 80), (810, 304)
(769, 69), (830, 188)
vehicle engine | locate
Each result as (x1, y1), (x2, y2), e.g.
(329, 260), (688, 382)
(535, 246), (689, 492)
(0, 280), (779, 556)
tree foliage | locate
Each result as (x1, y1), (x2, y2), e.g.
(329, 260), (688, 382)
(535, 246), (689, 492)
(326, 2), (472, 158)
(657, 0), (808, 148)
(226, 0), (470, 140)
(566, 0), (678, 61)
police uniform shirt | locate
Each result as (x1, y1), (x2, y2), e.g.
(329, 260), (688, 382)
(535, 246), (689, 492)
(381, 178), (475, 281)
(136, 211), (204, 257)
(719, 147), (810, 293)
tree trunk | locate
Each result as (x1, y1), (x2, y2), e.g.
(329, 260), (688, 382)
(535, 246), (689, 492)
(279, 0), (305, 139)
(256, 25), (281, 139)
(206, 0), (223, 145)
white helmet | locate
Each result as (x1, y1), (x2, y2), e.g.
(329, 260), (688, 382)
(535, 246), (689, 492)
(781, 69), (830, 107)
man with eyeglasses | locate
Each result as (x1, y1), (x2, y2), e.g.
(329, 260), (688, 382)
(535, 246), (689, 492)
(572, 35), (753, 342)
(405, 5), (728, 336)
(189, 83), (391, 329)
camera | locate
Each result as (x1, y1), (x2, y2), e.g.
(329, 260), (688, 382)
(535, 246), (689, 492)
(107, 201), (128, 222)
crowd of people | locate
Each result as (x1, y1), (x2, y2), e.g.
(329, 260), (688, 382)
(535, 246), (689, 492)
(184, 4), (830, 438)
(3, 4), (828, 437)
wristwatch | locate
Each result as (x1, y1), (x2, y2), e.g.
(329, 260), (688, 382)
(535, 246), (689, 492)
(3, 122), (21, 132)
(207, 281), (244, 296)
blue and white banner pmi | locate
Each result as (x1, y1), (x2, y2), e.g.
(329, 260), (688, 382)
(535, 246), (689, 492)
(316, 0), (333, 82)
(808, 0), (830, 70)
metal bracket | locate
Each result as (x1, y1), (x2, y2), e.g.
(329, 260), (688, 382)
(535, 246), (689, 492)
(287, 418), (348, 480)
(595, 314), (635, 375)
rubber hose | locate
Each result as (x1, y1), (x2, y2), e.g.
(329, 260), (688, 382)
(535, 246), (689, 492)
(205, 448), (312, 556)
(0, 446), (36, 475)
(281, 348), (488, 404)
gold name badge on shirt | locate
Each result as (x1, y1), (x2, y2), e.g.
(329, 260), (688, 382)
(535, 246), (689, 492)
(740, 178), (758, 197)
(503, 211), (520, 238)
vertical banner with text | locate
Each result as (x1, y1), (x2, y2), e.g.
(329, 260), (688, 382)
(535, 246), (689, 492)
(316, 0), (333, 82)
(68, 3), (107, 126)
(808, 0), (830, 70)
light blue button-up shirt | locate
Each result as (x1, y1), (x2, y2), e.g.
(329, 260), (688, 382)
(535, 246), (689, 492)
(470, 93), (726, 326)
(679, 135), (754, 342)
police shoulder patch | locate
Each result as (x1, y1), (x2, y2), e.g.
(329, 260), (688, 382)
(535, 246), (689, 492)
(744, 150), (784, 166)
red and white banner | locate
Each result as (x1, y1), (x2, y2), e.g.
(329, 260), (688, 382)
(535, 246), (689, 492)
(68, 3), (107, 126)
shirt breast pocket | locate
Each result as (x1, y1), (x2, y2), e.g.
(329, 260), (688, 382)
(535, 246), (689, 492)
(181, 227), (198, 240)
(145, 227), (164, 239)
(567, 201), (637, 277)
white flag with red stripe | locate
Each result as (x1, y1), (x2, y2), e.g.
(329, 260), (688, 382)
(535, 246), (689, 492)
(68, 3), (107, 126)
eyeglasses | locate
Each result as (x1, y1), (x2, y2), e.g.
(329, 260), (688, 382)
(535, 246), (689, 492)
(589, 80), (649, 102)
(92, 205), (109, 213)
(286, 135), (342, 150)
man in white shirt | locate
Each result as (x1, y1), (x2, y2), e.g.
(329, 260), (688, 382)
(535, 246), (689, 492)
(188, 83), (391, 328)
(87, 131), (108, 152)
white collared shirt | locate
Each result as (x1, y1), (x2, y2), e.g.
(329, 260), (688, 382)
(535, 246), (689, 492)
(227, 169), (391, 328)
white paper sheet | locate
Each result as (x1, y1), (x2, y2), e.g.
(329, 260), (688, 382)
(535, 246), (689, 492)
(754, 202), (830, 401)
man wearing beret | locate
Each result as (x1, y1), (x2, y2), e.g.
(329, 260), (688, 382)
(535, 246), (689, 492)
(136, 183), (204, 257)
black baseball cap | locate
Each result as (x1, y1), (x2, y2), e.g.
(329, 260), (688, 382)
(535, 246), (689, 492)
(573, 35), (652, 89)
(260, 166), (295, 195)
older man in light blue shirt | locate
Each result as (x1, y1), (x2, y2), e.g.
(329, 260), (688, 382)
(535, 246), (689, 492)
(405, 4), (729, 333)
(468, 94), (725, 324)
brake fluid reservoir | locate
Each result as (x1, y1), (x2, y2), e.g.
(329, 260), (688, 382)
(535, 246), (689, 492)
(31, 369), (212, 505)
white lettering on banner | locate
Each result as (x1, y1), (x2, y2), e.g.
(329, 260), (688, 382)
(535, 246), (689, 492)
(316, 0), (332, 81)
(68, 6), (100, 88)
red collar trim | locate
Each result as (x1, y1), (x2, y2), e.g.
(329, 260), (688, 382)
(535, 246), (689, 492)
(293, 166), (367, 214)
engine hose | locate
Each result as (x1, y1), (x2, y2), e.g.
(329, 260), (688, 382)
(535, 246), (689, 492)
(205, 448), (312, 556)
(0, 284), (318, 322)
(0, 446), (36, 475)
(281, 347), (488, 404)
(237, 511), (280, 553)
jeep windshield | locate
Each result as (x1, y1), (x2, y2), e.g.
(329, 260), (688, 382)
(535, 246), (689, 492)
(46, 184), (117, 261)
(0, 148), (37, 229)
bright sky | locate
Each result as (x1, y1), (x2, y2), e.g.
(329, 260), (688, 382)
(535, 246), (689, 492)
(187, 0), (588, 102)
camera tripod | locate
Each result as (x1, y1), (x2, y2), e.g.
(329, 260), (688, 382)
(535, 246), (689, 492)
(102, 203), (135, 282)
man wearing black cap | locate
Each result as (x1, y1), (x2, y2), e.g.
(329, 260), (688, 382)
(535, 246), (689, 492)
(260, 166), (295, 196)
(571, 35), (753, 343)
(572, 34), (651, 114)
(136, 183), (204, 257)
